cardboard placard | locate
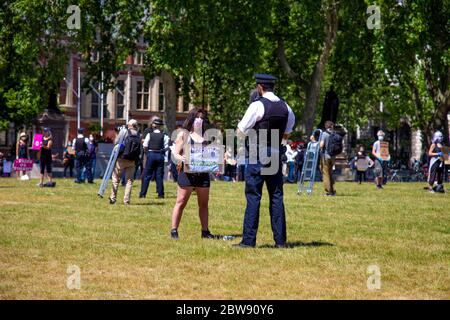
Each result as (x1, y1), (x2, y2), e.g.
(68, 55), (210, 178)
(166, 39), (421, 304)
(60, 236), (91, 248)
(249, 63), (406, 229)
(184, 143), (224, 174)
(32, 134), (43, 151)
(442, 146), (450, 165)
(379, 141), (390, 161)
(356, 158), (369, 171)
(13, 159), (34, 171)
(3, 161), (12, 174)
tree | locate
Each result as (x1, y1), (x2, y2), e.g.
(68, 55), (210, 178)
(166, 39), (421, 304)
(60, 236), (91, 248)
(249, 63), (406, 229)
(144, 0), (267, 129)
(268, 0), (338, 134)
(372, 0), (450, 145)
(0, 0), (71, 130)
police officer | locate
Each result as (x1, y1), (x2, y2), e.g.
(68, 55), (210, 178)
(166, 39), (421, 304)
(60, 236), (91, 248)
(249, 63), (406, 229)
(234, 74), (295, 248)
(140, 117), (169, 199)
(73, 128), (93, 184)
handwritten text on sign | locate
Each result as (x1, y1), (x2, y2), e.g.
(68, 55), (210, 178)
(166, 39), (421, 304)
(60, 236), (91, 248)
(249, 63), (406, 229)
(185, 144), (224, 173)
(13, 159), (34, 171)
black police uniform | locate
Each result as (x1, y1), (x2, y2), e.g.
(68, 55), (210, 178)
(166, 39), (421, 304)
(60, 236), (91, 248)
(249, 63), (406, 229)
(140, 131), (166, 198)
(239, 74), (290, 248)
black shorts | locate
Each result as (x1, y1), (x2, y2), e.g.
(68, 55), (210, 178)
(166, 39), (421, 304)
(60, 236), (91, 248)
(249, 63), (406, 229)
(177, 171), (210, 188)
(40, 158), (52, 174)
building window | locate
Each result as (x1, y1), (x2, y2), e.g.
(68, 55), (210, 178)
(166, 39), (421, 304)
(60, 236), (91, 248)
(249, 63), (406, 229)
(134, 52), (144, 65)
(116, 80), (125, 119)
(91, 83), (108, 118)
(136, 80), (149, 110)
(0, 131), (6, 146)
(159, 82), (165, 111)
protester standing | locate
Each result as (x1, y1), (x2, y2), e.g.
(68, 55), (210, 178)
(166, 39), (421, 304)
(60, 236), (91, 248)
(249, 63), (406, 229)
(285, 142), (297, 183)
(372, 130), (390, 189)
(319, 121), (342, 196)
(63, 141), (75, 178)
(38, 128), (55, 187)
(109, 119), (141, 205)
(427, 131), (446, 193)
(354, 146), (374, 184)
(170, 108), (217, 240)
(87, 134), (98, 180)
(16, 132), (30, 179)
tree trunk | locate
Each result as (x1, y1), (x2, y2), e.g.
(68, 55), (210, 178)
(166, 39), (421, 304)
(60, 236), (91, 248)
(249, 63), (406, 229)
(278, 0), (338, 135)
(423, 63), (450, 145)
(160, 69), (177, 135)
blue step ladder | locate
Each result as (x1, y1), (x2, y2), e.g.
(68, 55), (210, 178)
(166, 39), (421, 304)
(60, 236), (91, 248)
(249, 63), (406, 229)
(298, 129), (322, 195)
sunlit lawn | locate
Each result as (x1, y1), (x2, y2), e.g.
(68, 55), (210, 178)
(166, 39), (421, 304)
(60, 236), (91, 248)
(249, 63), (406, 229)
(0, 178), (449, 299)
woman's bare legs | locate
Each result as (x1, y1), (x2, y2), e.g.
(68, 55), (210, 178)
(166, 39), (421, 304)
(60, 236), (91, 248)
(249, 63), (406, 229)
(195, 187), (210, 231)
(171, 186), (193, 230)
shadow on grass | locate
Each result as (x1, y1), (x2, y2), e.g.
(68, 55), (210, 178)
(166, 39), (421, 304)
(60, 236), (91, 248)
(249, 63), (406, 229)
(130, 202), (166, 206)
(259, 241), (334, 249)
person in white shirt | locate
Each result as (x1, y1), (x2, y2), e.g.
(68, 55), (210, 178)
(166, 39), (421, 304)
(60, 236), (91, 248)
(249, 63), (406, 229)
(234, 74), (295, 249)
(285, 142), (298, 183)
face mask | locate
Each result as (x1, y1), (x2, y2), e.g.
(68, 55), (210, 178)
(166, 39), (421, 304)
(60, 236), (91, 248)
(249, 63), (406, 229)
(378, 136), (384, 141)
(193, 117), (203, 129)
(89, 137), (94, 142)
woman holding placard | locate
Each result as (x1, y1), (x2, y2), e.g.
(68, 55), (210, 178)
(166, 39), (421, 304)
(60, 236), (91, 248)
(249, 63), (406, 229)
(15, 132), (30, 179)
(170, 108), (217, 240)
(38, 128), (55, 187)
(372, 130), (390, 189)
(427, 131), (446, 193)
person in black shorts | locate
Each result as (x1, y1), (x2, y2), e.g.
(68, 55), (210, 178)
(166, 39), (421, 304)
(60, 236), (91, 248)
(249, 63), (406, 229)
(38, 128), (55, 187)
(170, 108), (216, 240)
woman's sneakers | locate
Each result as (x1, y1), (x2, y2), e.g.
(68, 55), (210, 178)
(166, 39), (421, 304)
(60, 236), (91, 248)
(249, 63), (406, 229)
(171, 229), (179, 240)
(170, 229), (218, 240)
(201, 230), (219, 239)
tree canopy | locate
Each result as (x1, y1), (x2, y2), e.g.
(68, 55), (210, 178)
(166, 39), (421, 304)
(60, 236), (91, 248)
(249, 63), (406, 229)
(0, 0), (448, 145)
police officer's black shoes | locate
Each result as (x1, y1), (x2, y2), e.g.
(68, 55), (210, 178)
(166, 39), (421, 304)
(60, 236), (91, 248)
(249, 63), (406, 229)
(109, 197), (116, 205)
(171, 229), (179, 240)
(275, 243), (288, 248)
(232, 242), (255, 249)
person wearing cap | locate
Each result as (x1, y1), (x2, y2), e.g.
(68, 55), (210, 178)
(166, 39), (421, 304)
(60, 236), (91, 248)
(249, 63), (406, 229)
(73, 128), (93, 184)
(372, 130), (390, 189)
(38, 128), (55, 187)
(140, 117), (169, 199)
(16, 132), (30, 179)
(109, 119), (141, 205)
(234, 74), (295, 248)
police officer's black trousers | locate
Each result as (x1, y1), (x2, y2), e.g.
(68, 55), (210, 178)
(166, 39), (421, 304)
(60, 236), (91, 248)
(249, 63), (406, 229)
(242, 163), (287, 247)
(140, 151), (165, 197)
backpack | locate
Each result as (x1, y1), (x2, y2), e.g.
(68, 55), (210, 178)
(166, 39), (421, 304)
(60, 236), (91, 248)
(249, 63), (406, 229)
(121, 131), (141, 161)
(326, 132), (343, 157)
(295, 149), (304, 165)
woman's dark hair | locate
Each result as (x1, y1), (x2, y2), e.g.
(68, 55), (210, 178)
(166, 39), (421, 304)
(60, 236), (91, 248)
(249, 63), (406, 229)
(182, 108), (208, 133)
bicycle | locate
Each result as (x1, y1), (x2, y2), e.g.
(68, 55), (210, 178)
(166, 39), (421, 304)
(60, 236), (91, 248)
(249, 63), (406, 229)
(388, 169), (402, 182)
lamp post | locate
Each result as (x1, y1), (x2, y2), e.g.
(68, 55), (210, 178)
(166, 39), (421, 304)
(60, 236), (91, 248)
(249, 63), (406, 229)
(63, 65), (81, 130)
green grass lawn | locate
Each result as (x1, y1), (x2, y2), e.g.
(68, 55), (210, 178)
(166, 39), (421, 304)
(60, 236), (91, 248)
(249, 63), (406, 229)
(0, 178), (448, 299)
